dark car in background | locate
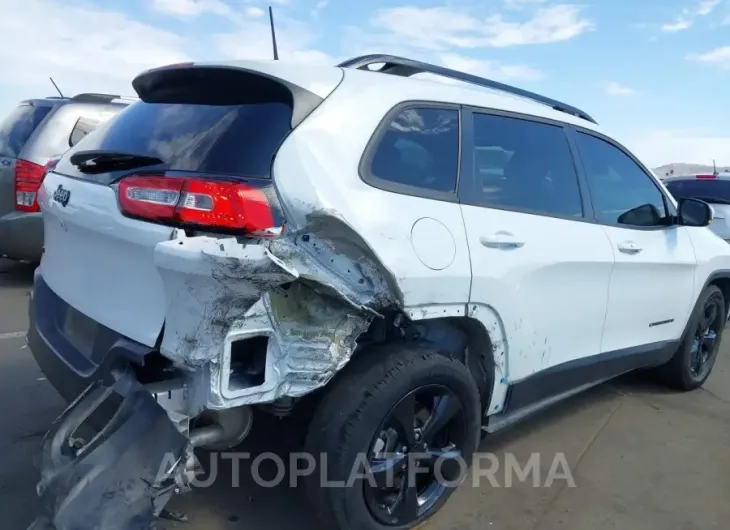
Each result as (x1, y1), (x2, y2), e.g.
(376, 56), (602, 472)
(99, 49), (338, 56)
(664, 173), (730, 243)
(0, 93), (133, 262)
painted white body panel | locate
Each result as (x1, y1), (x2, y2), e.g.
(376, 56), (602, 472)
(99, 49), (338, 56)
(272, 72), (473, 310)
(39, 172), (173, 347)
(599, 225), (697, 352)
(460, 206), (614, 382)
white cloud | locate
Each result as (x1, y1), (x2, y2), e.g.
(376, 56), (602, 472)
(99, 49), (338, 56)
(605, 82), (634, 96)
(439, 53), (544, 81)
(661, 0), (721, 32)
(697, 0), (721, 16)
(662, 18), (693, 32)
(312, 0), (329, 17)
(245, 6), (265, 18)
(0, 0), (333, 117)
(369, 5), (594, 51)
(504, 0), (549, 8)
(631, 129), (730, 167)
(151, 0), (231, 18)
(0, 0), (191, 99)
(688, 46), (730, 67)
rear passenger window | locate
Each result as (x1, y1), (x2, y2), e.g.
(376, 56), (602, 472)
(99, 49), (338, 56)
(464, 113), (583, 218)
(368, 107), (459, 193)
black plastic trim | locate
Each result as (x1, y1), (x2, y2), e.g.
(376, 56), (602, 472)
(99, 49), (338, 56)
(358, 100), (462, 203)
(71, 92), (122, 103)
(503, 340), (677, 412)
(28, 274), (153, 404)
(338, 54), (597, 124)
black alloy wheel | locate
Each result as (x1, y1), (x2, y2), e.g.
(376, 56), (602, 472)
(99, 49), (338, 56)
(364, 385), (468, 526)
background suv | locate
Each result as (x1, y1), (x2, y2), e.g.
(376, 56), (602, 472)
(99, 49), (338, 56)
(663, 173), (730, 243)
(0, 93), (132, 262)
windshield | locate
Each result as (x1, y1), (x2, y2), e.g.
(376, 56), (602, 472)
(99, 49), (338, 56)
(0, 104), (53, 158)
(664, 179), (730, 204)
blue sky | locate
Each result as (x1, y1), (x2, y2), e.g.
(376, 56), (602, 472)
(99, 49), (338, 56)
(1, 0), (729, 167)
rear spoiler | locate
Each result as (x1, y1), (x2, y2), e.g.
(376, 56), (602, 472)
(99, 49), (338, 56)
(132, 62), (343, 128)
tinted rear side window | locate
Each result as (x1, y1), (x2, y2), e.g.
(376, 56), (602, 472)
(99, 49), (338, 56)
(665, 179), (730, 203)
(462, 112), (583, 218)
(366, 107), (459, 194)
(68, 101), (293, 178)
(0, 104), (52, 158)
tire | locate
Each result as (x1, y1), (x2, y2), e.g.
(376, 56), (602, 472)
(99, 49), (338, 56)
(304, 344), (482, 530)
(658, 285), (725, 391)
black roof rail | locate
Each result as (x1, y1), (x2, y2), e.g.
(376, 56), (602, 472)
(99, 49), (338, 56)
(337, 54), (597, 125)
(71, 93), (122, 104)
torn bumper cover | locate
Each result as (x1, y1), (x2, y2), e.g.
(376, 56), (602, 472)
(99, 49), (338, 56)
(155, 228), (398, 409)
(30, 373), (189, 530)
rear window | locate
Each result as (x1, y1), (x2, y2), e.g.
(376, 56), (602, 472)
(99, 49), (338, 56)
(664, 179), (730, 203)
(366, 106), (459, 193)
(68, 101), (293, 178)
(0, 104), (52, 158)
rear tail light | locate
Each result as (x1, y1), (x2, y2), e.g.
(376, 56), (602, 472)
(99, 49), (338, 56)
(117, 175), (284, 237)
(696, 174), (717, 179)
(14, 158), (58, 212)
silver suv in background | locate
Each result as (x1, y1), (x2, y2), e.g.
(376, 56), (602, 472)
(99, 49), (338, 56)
(0, 94), (132, 261)
(664, 173), (730, 243)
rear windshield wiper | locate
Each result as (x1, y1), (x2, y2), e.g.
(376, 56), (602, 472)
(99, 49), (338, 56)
(69, 150), (165, 173)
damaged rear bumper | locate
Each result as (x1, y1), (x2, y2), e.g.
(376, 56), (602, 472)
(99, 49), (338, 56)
(30, 373), (189, 530)
(153, 230), (396, 411)
(30, 221), (399, 419)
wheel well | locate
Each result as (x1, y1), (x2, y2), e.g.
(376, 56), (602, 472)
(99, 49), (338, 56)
(709, 277), (730, 317)
(355, 312), (495, 413)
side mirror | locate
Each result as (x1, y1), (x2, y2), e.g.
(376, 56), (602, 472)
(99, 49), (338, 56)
(678, 197), (713, 227)
(617, 203), (663, 226)
(69, 117), (100, 148)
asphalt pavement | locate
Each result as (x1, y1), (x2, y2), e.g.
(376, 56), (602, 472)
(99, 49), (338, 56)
(1, 258), (729, 530)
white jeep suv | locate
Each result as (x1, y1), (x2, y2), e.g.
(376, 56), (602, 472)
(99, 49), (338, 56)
(27, 55), (730, 530)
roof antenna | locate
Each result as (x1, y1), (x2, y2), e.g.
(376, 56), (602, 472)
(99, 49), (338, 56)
(713, 159), (718, 176)
(269, 6), (279, 60)
(49, 77), (64, 97)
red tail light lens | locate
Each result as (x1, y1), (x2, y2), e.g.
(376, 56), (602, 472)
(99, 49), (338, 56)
(696, 174), (717, 179)
(15, 159), (57, 212)
(117, 175), (282, 237)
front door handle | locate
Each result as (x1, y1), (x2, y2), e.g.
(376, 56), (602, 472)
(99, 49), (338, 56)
(617, 241), (642, 254)
(480, 233), (525, 249)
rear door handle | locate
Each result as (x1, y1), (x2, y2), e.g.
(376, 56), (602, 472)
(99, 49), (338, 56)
(617, 241), (642, 254)
(480, 233), (525, 249)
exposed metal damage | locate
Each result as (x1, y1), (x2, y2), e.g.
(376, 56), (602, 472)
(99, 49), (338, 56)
(154, 213), (402, 411)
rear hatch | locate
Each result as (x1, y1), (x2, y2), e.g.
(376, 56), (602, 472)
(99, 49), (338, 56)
(0, 102), (54, 217)
(39, 62), (343, 348)
(664, 177), (730, 241)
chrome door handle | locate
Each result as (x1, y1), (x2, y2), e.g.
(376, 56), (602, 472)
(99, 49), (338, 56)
(480, 233), (525, 249)
(617, 241), (642, 254)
